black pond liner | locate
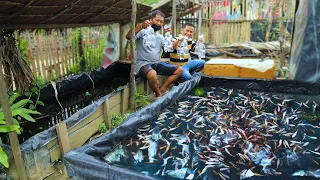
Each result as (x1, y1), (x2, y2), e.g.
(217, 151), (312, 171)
(1, 63), (132, 145)
(0, 63), (135, 179)
(39, 63), (131, 102)
(63, 73), (320, 180)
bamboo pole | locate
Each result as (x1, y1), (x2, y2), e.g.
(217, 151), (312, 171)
(0, 60), (28, 180)
(172, 0), (177, 37)
(279, 0), (285, 74)
(129, 0), (137, 110)
(198, 8), (202, 38)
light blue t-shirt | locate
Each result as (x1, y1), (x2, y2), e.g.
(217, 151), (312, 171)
(135, 29), (165, 74)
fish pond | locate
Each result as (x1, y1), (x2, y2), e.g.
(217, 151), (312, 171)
(103, 86), (320, 180)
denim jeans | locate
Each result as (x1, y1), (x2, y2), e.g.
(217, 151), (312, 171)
(181, 59), (205, 80)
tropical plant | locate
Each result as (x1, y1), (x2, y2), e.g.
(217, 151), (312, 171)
(0, 92), (41, 168)
(98, 123), (107, 133)
(135, 88), (150, 109)
(0, 30), (34, 92)
(111, 114), (126, 128)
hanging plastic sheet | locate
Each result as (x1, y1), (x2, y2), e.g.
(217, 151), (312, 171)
(289, 0), (320, 83)
(39, 63), (131, 102)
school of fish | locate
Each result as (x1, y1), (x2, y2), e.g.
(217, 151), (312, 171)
(104, 87), (320, 179)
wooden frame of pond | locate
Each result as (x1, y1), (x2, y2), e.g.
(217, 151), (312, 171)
(7, 76), (166, 180)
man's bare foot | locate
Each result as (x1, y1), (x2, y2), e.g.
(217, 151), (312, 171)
(159, 86), (167, 95)
(155, 92), (162, 97)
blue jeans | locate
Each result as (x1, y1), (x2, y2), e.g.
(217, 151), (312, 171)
(181, 59), (205, 80)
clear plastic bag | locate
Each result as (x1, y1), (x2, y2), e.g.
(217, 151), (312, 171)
(164, 32), (174, 52)
(143, 24), (156, 48)
(177, 35), (189, 60)
(195, 34), (206, 60)
(163, 24), (174, 52)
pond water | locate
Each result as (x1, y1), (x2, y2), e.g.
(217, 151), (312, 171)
(103, 86), (320, 180)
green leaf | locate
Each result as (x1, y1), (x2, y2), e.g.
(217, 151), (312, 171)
(9, 93), (20, 105)
(19, 112), (36, 122)
(0, 125), (20, 133)
(8, 91), (14, 96)
(13, 119), (19, 125)
(24, 92), (31, 97)
(36, 101), (44, 106)
(36, 76), (45, 88)
(31, 86), (38, 93)
(0, 146), (9, 168)
(29, 104), (35, 110)
(0, 120), (6, 125)
(11, 99), (29, 109)
(18, 108), (41, 115)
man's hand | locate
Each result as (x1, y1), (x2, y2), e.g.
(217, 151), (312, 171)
(141, 20), (151, 29)
(199, 38), (205, 43)
(165, 27), (171, 32)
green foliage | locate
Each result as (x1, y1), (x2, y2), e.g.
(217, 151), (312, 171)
(98, 123), (107, 133)
(69, 26), (107, 75)
(0, 81), (42, 168)
(271, 23), (280, 41)
(194, 87), (205, 97)
(135, 88), (150, 108)
(17, 34), (31, 64)
(137, 0), (160, 5)
(111, 114), (126, 128)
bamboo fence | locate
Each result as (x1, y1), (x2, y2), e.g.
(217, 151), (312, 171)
(20, 26), (108, 82)
(176, 0), (295, 45)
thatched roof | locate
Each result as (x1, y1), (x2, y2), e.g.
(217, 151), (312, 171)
(150, 0), (202, 20)
(0, 0), (151, 29)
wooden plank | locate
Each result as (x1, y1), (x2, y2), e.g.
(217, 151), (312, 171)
(37, 32), (47, 80)
(52, 30), (62, 78)
(25, 30), (36, 75)
(69, 115), (104, 148)
(144, 80), (149, 95)
(33, 30), (42, 78)
(50, 115), (104, 162)
(110, 104), (121, 116)
(109, 92), (121, 109)
(55, 121), (71, 155)
(44, 35), (52, 80)
(120, 87), (129, 114)
(46, 106), (103, 150)
(137, 81), (145, 93)
(102, 99), (111, 129)
(57, 30), (67, 76)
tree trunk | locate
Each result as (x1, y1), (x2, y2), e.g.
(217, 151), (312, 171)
(77, 28), (85, 71)
(129, 0), (137, 110)
(265, 0), (280, 42)
(0, 60), (28, 180)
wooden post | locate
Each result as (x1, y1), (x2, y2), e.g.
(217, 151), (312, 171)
(0, 61), (28, 180)
(198, 8), (202, 38)
(102, 99), (111, 129)
(120, 87), (129, 114)
(120, 25), (124, 60)
(172, 0), (177, 37)
(129, 0), (137, 110)
(55, 121), (71, 178)
(55, 122), (71, 155)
